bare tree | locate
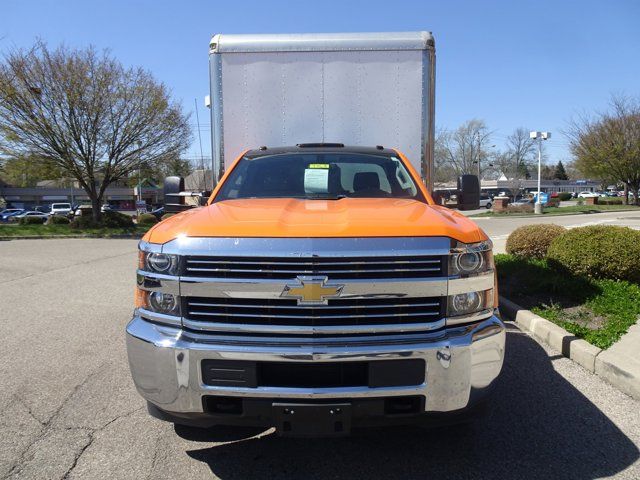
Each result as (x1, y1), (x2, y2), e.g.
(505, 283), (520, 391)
(505, 127), (537, 176)
(566, 95), (640, 205)
(0, 41), (191, 219)
(434, 119), (494, 180)
(482, 128), (535, 198)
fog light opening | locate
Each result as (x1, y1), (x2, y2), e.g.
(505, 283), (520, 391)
(148, 292), (179, 315)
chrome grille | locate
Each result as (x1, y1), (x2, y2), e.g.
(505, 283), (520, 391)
(183, 255), (445, 280)
(183, 296), (444, 331)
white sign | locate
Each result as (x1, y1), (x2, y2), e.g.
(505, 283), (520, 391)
(304, 167), (329, 193)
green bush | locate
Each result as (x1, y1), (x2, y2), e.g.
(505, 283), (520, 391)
(137, 213), (158, 225)
(547, 226), (640, 283)
(161, 213), (175, 221)
(70, 215), (101, 230)
(69, 210), (134, 230)
(505, 224), (567, 259)
(597, 197), (623, 205)
(547, 197), (560, 207)
(19, 216), (45, 225)
(506, 204), (534, 214)
(557, 192), (573, 201)
(47, 214), (70, 225)
(101, 211), (134, 228)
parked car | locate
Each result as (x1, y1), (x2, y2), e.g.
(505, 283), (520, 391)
(0, 208), (25, 222)
(479, 195), (492, 209)
(9, 211), (49, 223)
(150, 206), (165, 220)
(73, 205), (94, 217)
(101, 204), (113, 212)
(50, 203), (72, 216)
(33, 205), (52, 214)
(510, 198), (534, 206)
(578, 191), (599, 199)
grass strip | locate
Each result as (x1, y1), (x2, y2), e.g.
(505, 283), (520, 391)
(495, 254), (640, 349)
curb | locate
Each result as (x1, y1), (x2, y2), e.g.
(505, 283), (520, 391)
(470, 207), (640, 219)
(0, 234), (143, 240)
(499, 295), (640, 400)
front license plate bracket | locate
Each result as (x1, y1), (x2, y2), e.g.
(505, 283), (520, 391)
(273, 402), (352, 437)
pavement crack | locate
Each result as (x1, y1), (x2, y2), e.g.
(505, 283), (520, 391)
(146, 431), (164, 480)
(9, 394), (46, 426)
(59, 406), (144, 479)
(3, 363), (108, 478)
(61, 432), (95, 480)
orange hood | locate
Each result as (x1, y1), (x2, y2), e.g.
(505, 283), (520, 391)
(145, 198), (486, 244)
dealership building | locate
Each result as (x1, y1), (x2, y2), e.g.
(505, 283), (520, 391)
(435, 178), (601, 196)
(0, 180), (162, 210)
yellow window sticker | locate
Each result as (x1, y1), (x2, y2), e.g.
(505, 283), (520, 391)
(308, 164), (330, 169)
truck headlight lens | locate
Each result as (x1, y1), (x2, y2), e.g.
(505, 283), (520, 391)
(455, 252), (483, 273)
(142, 252), (180, 275)
(449, 240), (494, 276)
(148, 292), (180, 315)
(448, 289), (493, 317)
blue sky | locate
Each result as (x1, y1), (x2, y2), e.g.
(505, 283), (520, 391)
(3, 0), (640, 166)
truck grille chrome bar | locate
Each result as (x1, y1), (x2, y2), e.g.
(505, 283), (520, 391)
(183, 296), (444, 335)
(183, 255), (445, 280)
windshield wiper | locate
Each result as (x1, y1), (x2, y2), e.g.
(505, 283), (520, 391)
(305, 194), (348, 200)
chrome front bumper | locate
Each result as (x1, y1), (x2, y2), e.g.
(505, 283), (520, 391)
(126, 314), (505, 415)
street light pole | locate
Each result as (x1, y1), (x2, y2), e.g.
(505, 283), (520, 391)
(530, 131), (551, 215)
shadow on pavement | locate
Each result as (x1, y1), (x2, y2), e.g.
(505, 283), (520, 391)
(181, 325), (639, 479)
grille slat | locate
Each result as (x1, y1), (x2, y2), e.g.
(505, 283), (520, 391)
(188, 301), (440, 310)
(186, 267), (442, 275)
(184, 296), (443, 330)
(187, 258), (442, 266)
(187, 310), (440, 320)
(183, 255), (445, 280)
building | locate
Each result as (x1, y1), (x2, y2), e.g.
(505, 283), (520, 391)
(0, 180), (162, 210)
(435, 178), (601, 197)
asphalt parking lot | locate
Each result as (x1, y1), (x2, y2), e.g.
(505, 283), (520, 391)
(1, 238), (639, 479)
(474, 209), (640, 253)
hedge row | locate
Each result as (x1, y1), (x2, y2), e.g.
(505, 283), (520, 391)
(506, 224), (640, 283)
(505, 224), (566, 259)
(70, 211), (134, 230)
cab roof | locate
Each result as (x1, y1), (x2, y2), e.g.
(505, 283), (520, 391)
(244, 144), (398, 159)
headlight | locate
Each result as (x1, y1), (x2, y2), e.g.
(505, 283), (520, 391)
(448, 289), (494, 317)
(139, 251), (180, 275)
(148, 292), (181, 316)
(449, 240), (494, 276)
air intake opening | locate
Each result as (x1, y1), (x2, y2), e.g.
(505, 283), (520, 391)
(203, 396), (243, 415)
(384, 396), (422, 415)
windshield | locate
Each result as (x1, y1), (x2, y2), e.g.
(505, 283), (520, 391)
(215, 153), (421, 202)
(52, 203), (70, 209)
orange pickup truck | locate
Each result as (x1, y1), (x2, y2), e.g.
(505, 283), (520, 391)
(126, 32), (504, 437)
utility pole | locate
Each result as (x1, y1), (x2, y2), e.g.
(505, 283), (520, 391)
(476, 132), (481, 178)
(530, 131), (551, 214)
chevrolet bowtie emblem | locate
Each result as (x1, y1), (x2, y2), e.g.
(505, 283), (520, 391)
(282, 276), (344, 305)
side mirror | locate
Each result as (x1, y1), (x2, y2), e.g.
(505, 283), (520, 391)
(199, 191), (212, 206)
(163, 177), (211, 212)
(163, 176), (187, 213)
(457, 174), (480, 210)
